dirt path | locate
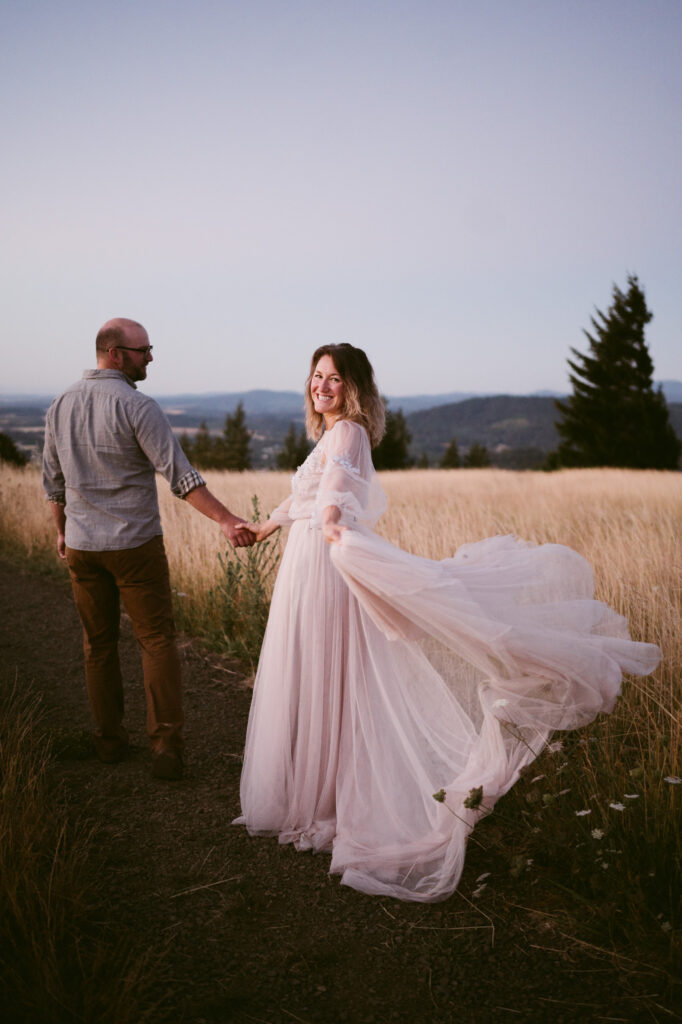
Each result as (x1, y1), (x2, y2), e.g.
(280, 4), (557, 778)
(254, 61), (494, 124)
(0, 560), (674, 1024)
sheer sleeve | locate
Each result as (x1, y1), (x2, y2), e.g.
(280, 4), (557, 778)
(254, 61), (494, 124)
(315, 419), (386, 529)
(270, 494), (294, 527)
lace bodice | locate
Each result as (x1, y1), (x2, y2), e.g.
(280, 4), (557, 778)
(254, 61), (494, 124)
(271, 419), (386, 529)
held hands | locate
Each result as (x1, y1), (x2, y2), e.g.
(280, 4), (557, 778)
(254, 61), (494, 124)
(244, 519), (280, 543)
(220, 516), (258, 548)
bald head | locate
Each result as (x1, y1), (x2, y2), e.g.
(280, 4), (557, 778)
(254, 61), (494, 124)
(95, 318), (153, 381)
(96, 318), (146, 354)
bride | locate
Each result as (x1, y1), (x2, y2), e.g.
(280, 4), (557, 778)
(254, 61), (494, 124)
(234, 343), (661, 902)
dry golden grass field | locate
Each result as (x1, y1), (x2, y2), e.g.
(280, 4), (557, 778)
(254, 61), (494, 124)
(3, 462), (677, 675)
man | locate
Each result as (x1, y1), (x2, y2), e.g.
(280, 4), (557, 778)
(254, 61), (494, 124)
(42, 317), (254, 780)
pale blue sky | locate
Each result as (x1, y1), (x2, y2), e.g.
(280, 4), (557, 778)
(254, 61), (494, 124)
(2, 0), (680, 397)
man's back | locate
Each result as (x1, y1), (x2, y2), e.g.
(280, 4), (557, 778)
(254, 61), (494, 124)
(43, 369), (192, 550)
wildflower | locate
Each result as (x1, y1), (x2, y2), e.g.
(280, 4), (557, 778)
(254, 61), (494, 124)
(575, 809), (591, 816)
(557, 788), (571, 796)
(476, 872), (491, 883)
(530, 774), (545, 784)
(472, 883), (487, 898)
(661, 921), (672, 933)
(432, 789), (447, 803)
(624, 793), (639, 799)
(664, 776), (681, 785)
(548, 741), (563, 754)
(609, 802), (626, 811)
(591, 828), (605, 839)
(175, 591), (188, 598)
(601, 862), (609, 870)
(463, 786), (483, 810)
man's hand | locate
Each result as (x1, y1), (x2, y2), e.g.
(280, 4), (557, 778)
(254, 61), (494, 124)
(221, 518), (257, 548)
(184, 485), (256, 546)
(51, 503), (67, 560)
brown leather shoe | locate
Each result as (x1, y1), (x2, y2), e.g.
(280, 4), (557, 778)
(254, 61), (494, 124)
(95, 740), (129, 764)
(152, 750), (183, 781)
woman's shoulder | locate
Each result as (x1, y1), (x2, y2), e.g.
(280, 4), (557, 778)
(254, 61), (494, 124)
(327, 418), (369, 443)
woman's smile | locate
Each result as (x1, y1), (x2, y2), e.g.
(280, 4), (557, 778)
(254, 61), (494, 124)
(311, 354), (345, 423)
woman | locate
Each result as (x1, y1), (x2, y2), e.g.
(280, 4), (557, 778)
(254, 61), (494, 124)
(234, 343), (660, 902)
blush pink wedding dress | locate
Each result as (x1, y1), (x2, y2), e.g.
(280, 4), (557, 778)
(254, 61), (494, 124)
(234, 419), (660, 902)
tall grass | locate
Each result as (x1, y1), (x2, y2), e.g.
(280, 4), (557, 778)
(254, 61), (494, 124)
(1, 462), (680, 969)
(0, 676), (170, 1023)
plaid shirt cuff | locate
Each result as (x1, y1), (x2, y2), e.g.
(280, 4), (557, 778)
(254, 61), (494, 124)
(47, 492), (66, 505)
(174, 468), (206, 499)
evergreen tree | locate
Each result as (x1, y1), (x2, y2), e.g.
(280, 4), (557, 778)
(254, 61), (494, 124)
(222, 402), (252, 471)
(373, 404), (412, 470)
(178, 432), (194, 461)
(465, 442), (491, 468)
(0, 431), (28, 466)
(276, 423), (311, 470)
(554, 275), (680, 469)
(440, 438), (460, 468)
(192, 421), (214, 469)
(416, 452), (430, 468)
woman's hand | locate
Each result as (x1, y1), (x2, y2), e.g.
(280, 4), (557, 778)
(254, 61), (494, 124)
(321, 505), (344, 545)
(247, 519), (281, 543)
(322, 521), (345, 544)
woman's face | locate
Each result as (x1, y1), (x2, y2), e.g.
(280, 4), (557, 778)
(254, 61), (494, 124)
(311, 354), (346, 423)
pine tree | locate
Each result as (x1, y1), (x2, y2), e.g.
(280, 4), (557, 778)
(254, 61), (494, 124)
(373, 404), (412, 470)
(440, 438), (460, 468)
(222, 402), (252, 471)
(191, 421), (214, 469)
(276, 423), (311, 470)
(178, 432), (194, 462)
(555, 275), (680, 469)
(0, 431), (28, 466)
(465, 442), (491, 468)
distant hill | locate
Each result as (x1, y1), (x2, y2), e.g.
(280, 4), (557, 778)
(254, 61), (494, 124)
(408, 396), (682, 468)
(1, 380), (679, 415)
(407, 396), (560, 465)
(2, 384), (680, 469)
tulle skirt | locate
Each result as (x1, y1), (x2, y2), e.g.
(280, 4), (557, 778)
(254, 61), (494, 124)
(235, 521), (660, 901)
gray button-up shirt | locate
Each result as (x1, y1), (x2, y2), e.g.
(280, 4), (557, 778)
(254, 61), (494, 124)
(42, 369), (205, 551)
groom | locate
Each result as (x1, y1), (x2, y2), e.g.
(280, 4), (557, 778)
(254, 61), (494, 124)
(42, 317), (255, 780)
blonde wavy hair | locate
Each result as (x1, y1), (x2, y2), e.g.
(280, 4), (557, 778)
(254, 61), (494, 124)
(304, 343), (386, 447)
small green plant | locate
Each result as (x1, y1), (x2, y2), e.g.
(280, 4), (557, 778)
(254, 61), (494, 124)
(205, 495), (281, 666)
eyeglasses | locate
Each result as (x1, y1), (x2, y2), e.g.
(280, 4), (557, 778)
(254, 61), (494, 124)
(110, 345), (154, 356)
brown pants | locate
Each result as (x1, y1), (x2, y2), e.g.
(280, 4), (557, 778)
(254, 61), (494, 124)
(66, 536), (184, 760)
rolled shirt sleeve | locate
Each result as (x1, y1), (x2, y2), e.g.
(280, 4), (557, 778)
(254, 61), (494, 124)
(131, 396), (206, 498)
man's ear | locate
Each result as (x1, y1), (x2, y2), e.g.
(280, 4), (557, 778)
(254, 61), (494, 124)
(106, 345), (124, 369)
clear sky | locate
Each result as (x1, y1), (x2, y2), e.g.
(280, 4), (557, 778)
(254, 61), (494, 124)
(2, 0), (680, 398)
